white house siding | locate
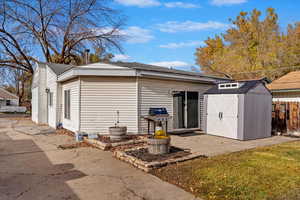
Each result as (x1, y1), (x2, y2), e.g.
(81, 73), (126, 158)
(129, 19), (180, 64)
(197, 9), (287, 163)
(272, 91), (300, 102)
(138, 77), (212, 133)
(80, 77), (138, 134)
(46, 66), (58, 128)
(38, 66), (48, 124)
(61, 78), (80, 132)
(31, 67), (40, 123)
(31, 87), (39, 123)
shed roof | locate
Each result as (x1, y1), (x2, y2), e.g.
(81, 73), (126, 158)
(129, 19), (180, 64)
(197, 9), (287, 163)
(267, 71), (300, 91)
(0, 88), (18, 100)
(204, 80), (264, 95)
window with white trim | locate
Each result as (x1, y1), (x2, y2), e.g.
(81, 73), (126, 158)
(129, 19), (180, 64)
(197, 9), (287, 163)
(64, 90), (70, 119)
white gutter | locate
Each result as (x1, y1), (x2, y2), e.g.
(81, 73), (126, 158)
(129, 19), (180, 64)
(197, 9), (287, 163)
(57, 67), (219, 84)
(58, 68), (137, 82)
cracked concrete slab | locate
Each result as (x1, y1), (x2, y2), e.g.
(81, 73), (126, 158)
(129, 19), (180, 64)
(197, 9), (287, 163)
(0, 116), (199, 200)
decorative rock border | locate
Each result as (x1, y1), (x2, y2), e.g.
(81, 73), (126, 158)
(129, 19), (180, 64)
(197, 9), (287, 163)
(113, 147), (206, 172)
(83, 137), (147, 151)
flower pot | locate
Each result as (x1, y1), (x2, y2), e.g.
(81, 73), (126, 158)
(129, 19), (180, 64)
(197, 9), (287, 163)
(108, 126), (127, 141)
(147, 137), (170, 155)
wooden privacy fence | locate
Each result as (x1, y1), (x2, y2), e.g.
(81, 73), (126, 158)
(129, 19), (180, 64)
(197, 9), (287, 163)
(272, 101), (300, 134)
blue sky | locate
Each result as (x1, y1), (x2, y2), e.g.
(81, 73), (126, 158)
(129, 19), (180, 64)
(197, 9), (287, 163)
(110, 0), (300, 71)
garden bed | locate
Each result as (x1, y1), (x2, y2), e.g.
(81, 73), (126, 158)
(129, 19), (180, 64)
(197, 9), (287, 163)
(114, 146), (206, 172)
(84, 134), (148, 150)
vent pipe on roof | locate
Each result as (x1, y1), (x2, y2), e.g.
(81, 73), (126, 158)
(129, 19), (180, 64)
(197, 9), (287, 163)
(84, 49), (90, 64)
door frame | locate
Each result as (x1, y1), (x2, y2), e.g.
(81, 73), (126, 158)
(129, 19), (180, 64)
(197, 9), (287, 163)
(173, 90), (200, 129)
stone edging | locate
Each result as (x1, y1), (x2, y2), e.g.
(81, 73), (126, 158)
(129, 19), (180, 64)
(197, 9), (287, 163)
(113, 147), (206, 172)
(83, 138), (147, 151)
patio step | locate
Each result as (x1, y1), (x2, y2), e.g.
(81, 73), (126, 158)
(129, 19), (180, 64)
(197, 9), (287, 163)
(169, 128), (203, 135)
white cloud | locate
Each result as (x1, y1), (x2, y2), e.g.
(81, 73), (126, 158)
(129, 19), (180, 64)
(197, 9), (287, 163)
(115, 0), (160, 7)
(115, 0), (200, 8)
(94, 26), (154, 44)
(164, 2), (200, 8)
(113, 54), (131, 61)
(211, 0), (247, 6)
(122, 26), (154, 43)
(156, 20), (229, 33)
(149, 61), (190, 68)
(159, 41), (204, 49)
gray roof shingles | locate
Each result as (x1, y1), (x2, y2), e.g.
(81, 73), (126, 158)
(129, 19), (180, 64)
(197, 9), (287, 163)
(40, 61), (228, 80)
(204, 80), (264, 94)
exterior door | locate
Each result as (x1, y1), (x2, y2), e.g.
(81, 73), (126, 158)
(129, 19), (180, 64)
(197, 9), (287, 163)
(173, 92), (185, 129)
(173, 91), (199, 129)
(187, 92), (199, 128)
(206, 94), (238, 139)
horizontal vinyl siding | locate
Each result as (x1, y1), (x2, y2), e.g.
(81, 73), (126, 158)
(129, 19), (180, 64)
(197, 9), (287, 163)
(80, 77), (138, 134)
(62, 79), (79, 132)
(272, 91), (300, 102)
(46, 66), (58, 128)
(138, 78), (212, 133)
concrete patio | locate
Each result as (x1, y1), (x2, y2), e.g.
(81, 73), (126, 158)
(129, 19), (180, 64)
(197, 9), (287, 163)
(0, 116), (199, 200)
(171, 133), (299, 156)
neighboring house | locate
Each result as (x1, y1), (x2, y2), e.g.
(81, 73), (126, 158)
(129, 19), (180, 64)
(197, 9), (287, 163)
(31, 62), (226, 134)
(0, 87), (19, 106)
(0, 88), (26, 113)
(268, 71), (300, 102)
(268, 71), (300, 134)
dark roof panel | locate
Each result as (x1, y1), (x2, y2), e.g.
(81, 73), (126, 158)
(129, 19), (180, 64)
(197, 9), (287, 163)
(109, 61), (229, 80)
(204, 80), (263, 94)
(47, 63), (74, 75)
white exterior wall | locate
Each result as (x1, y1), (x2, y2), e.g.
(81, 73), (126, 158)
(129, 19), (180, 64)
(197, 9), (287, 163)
(31, 67), (39, 123)
(272, 91), (300, 102)
(39, 66), (47, 124)
(80, 77), (138, 134)
(46, 66), (58, 128)
(31, 64), (47, 124)
(61, 79), (80, 132)
(138, 77), (212, 133)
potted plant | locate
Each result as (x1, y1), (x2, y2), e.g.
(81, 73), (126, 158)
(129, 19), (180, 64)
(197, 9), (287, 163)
(108, 111), (127, 141)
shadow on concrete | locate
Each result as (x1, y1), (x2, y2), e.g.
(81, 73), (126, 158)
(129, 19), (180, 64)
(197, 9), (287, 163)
(0, 132), (86, 200)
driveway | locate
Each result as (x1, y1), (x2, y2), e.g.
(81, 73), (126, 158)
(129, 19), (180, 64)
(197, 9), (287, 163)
(0, 117), (198, 200)
(171, 133), (299, 156)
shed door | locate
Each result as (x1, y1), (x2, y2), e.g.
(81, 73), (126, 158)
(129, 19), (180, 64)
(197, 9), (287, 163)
(206, 94), (239, 139)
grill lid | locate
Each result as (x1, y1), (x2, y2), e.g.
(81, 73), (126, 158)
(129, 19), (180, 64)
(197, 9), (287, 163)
(149, 108), (168, 116)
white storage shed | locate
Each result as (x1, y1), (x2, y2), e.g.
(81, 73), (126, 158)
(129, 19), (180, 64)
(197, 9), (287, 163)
(203, 80), (272, 140)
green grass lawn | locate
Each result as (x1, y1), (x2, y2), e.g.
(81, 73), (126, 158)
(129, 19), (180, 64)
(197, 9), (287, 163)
(152, 141), (300, 200)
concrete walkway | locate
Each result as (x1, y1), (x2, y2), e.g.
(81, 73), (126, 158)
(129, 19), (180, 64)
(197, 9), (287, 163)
(0, 117), (198, 200)
(171, 133), (299, 156)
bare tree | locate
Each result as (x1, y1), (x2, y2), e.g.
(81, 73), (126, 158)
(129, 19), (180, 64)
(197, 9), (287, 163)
(0, 0), (125, 74)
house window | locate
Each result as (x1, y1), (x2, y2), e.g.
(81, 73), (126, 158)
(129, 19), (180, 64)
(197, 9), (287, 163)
(64, 90), (71, 119)
(6, 100), (11, 106)
(48, 92), (53, 106)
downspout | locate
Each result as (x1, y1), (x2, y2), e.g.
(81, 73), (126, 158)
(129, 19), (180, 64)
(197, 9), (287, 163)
(78, 77), (81, 132)
(136, 74), (140, 134)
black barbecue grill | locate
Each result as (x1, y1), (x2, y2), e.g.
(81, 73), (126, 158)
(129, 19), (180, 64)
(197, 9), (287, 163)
(143, 108), (171, 134)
